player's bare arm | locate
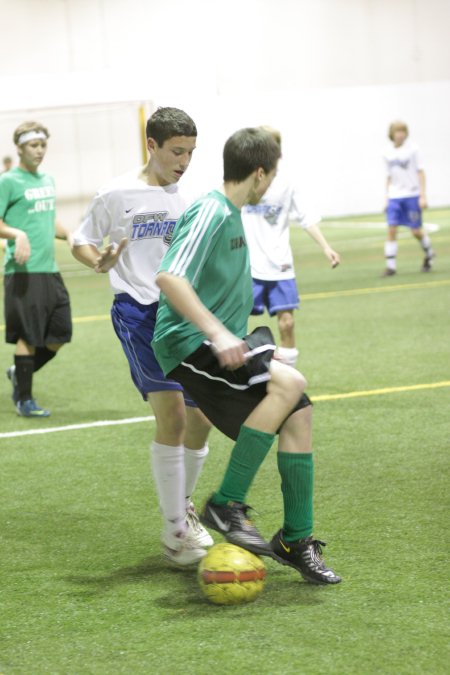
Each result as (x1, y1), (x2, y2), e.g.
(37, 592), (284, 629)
(418, 169), (427, 209)
(0, 219), (31, 264)
(55, 220), (73, 247)
(305, 223), (341, 268)
(385, 176), (391, 210)
(71, 237), (127, 274)
(156, 271), (248, 369)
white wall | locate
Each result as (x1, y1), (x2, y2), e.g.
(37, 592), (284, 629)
(174, 80), (450, 217)
(1, 0), (449, 218)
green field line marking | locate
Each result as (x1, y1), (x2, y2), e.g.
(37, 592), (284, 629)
(1, 381), (449, 439)
(314, 380), (450, 401)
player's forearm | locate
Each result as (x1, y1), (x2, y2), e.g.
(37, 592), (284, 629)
(305, 223), (331, 251)
(156, 272), (226, 342)
(55, 221), (74, 248)
(418, 170), (426, 199)
(0, 219), (22, 240)
(71, 243), (101, 269)
(55, 221), (71, 240)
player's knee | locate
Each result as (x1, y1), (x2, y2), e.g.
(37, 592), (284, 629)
(45, 343), (63, 353)
(277, 311), (295, 334)
(288, 369), (307, 400)
(153, 403), (186, 441)
(270, 362), (306, 407)
(185, 407), (212, 445)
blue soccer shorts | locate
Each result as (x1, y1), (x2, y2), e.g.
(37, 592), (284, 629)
(111, 293), (197, 405)
(386, 196), (422, 229)
(251, 278), (299, 317)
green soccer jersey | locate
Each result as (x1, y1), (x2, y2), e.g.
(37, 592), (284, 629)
(152, 190), (253, 375)
(0, 167), (58, 274)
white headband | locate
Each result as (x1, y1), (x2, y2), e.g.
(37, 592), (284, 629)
(17, 130), (47, 146)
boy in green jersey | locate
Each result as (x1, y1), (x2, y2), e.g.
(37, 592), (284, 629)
(0, 121), (72, 417)
(152, 128), (341, 585)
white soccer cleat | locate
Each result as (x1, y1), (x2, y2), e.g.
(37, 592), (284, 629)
(186, 501), (214, 548)
(162, 528), (207, 567)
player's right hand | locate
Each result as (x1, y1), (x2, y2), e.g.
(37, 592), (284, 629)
(211, 331), (248, 370)
(94, 237), (127, 273)
(14, 231), (31, 265)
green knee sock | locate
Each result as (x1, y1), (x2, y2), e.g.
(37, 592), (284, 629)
(277, 451), (314, 541)
(212, 426), (275, 505)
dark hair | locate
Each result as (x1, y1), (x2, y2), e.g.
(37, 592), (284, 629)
(223, 128), (281, 182)
(146, 107), (197, 145)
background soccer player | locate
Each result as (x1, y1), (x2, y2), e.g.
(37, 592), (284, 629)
(382, 120), (434, 276)
(242, 126), (340, 367)
(0, 121), (73, 417)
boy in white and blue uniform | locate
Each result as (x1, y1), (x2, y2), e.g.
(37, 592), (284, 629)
(71, 107), (213, 566)
(242, 127), (340, 367)
(382, 120), (434, 276)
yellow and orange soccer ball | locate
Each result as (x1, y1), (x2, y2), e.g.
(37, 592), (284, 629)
(198, 542), (266, 605)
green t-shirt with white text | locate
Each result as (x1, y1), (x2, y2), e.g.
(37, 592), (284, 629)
(152, 190), (253, 375)
(0, 167), (58, 274)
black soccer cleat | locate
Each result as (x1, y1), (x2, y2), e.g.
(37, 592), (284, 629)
(381, 268), (396, 277)
(200, 496), (271, 556)
(6, 365), (19, 404)
(421, 252), (435, 273)
(270, 529), (342, 585)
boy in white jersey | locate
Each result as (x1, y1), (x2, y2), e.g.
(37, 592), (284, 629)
(71, 107), (213, 566)
(241, 127), (340, 367)
(0, 121), (73, 418)
(382, 120), (434, 276)
(153, 128), (341, 585)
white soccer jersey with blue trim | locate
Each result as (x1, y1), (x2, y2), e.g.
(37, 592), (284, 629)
(383, 140), (424, 199)
(241, 167), (320, 281)
(72, 169), (188, 304)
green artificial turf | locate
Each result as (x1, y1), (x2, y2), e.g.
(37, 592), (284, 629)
(0, 208), (449, 674)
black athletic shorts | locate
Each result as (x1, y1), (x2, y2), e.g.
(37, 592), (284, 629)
(4, 272), (72, 346)
(168, 326), (312, 441)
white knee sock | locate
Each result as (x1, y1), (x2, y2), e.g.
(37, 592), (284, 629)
(384, 241), (398, 270)
(420, 234), (433, 255)
(150, 441), (186, 534)
(184, 444), (209, 506)
(277, 347), (299, 367)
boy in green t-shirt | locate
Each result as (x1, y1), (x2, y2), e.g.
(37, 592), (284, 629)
(152, 128), (341, 585)
(0, 121), (72, 417)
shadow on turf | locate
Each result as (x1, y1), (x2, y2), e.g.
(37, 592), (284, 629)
(64, 554), (193, 595)
(64, 556), (328, 609)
